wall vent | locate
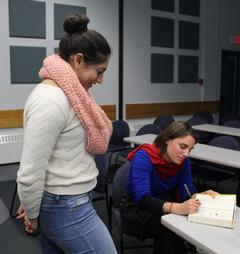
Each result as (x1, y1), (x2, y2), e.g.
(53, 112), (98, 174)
(0, 129), (24, 164)
(0, 134), (24, 144)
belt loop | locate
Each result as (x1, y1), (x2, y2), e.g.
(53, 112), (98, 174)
(55, 195), (60, 201)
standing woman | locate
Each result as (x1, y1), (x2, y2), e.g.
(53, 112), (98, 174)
(120, 121), (217, 254)
(16, 14), (117, 254)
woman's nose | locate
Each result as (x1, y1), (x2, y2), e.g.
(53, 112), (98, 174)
(96, 74), (103, 83)
(183, 149), (190, 157)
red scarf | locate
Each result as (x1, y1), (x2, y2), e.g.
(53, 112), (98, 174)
(127, 144), (184, 180)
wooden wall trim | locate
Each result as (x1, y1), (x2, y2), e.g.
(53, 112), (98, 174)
(100, 105), (116, 120)
(0, 105), (116, 129)
(126, 101), (220, 119)
(0, 109), (24, 128)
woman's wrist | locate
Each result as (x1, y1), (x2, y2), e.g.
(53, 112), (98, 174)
(170, 203), (182, 215)
(162, 202), (174, 214)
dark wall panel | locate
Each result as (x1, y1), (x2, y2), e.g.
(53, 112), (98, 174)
(151, 0), (175, 12)
(151, 17), (174, 48)
(179, 21), (199, 50)
(54, 4), (86, 40)
(178, 55), (199, 83)
(10, 46), (46, 84)
(151, 54), (174, 83)
(179, 0), (200, 17)
(9, 0), (46, 38)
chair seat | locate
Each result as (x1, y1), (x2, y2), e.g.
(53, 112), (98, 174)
(112, 207), (122, 228)
(108, 144), (129, 153)
(92, 191), (106, 202)
(193, 164), (237, 181)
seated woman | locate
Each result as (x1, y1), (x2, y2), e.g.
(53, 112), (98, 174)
(120, 121), (217, 254)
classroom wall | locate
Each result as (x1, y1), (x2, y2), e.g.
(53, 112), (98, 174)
(1, 0), (240, 162)
(125, 0), (240, 129)
(0, 0), (118, 109)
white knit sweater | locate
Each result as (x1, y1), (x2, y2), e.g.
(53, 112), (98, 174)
(17, 83), (98, 219)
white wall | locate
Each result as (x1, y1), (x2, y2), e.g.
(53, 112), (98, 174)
(125, 0), (240, 130)
(1, 0), (240, 161)
(123, 0), (203, 107)
(0, 0), (118, 109)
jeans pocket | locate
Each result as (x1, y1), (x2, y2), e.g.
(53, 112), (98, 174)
(66, 193), (92, 211)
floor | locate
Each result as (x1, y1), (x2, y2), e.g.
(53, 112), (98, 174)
(0, 163), (238, 254)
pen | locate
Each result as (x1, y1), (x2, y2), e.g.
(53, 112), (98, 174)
(184, 184), (192, 198)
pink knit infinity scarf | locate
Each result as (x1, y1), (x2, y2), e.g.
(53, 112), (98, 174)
(39, 54), (112, 154)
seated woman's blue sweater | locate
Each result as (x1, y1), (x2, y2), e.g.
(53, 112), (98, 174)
(125, 150), (196, 210)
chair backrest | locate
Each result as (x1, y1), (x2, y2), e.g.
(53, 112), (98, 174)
(94, 153), (109, 194)
(193, 111), (213, 124)
(220, 113), (240, 125)
(152, 115), (174, 130)
(222, 120), (240, 129)
(136, 124), (162, 136)
(112, 162), (131, 208)
(187, 116), (208, 126)
(109, 120), (130, 146)
(208, 135), (240, 151)
(187, 116), (209, 143)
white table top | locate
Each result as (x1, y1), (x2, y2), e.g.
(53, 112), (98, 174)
(124, 134), (156, 145)
(161, 207), (240, 254)
(123, 134), (240, 169)
(190, 143), (240, 169)
(193, 124), (240, 137)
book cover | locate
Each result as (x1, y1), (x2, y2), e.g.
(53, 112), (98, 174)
(188, 194), (236, 228)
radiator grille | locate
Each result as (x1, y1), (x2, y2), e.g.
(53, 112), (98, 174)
(0, 134), (24, 144)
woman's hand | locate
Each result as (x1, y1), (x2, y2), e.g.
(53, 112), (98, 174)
(201, 189), (219, 198)
(16, 203), (26, 219)
(171, 198), (201, 215)
(16, 203), (39, 234)
(24, 217), (39, 234)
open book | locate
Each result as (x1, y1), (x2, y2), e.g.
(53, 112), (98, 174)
(188, 194), (236, 228)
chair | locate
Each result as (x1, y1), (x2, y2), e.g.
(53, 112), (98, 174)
(222, 120), (240, 144)
(114, 124), (162, 167)
(192, 136), (239, 191)
(93, 153), (112, 231)
(107, 120), (131, 182)
(152, 115), (174, 130)
(136, 123), (162, 136)
(220, 113), (240, 125)
(7, 163), (20, 218)
(222, 120), (240, 128)
(111, 162), (153, 254)
(193, 111), (214, 124)
(187, 116), (209, 143)
(107, 120), (130, 154)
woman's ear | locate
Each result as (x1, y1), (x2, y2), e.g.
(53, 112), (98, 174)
(73, 53), (84, 68)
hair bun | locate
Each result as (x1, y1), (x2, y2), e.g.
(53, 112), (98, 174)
(63, 14), (89, 35)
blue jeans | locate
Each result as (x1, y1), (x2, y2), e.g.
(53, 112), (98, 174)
(39, 191), (117, 254)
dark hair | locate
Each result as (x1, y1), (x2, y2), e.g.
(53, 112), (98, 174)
(153, 121), (197, 154)
(59, 14), (111, 64)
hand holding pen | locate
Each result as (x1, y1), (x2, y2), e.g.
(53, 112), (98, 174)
(184, 184), (193, 199)
(179, 184), (201, 214)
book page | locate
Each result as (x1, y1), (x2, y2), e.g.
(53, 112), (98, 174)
(188, 194), (236, 228)
(196, 194), (236, 210)
(197, 206), (233, 220)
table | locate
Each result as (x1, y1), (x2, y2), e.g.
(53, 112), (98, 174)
(193, 124), (240, 138)
(123, 134), (240, 169)
(124, 134), (156, 146)
(161, 207), (240, 254)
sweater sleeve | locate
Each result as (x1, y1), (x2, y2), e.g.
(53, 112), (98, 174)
(17, 87), (68, 219)
(177, 158), (197, 201)
(130, 151), (165, 214)
(139, 195), (165, 215)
